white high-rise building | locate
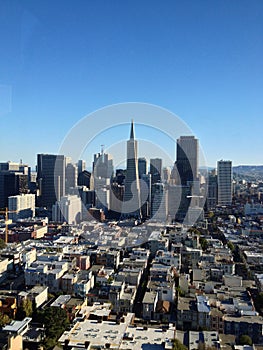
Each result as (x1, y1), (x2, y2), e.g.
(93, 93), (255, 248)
(217, 160), (232, 205)
(52, 194), (82, 224)
(8, 193), (35, 220)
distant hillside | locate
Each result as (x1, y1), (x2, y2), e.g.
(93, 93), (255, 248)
(233, 165), (263, 174)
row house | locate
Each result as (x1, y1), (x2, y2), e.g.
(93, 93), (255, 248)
(24, 260), (69, 293)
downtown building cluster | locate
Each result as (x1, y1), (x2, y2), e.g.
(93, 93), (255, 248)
(1, 122), (263, 349)
(1, 121), (233, 230)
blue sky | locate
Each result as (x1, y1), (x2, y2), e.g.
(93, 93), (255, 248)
(0, 0), (262, 168)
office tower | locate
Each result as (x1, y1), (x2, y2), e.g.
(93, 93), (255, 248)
(0, 172), (28, 208)
(138, 157), (147, 178)
(217, 160), (232, 205)
(122, 120), (141, 219)
(176, 136), (198, 185)
(167, 184), (181, 220)
(175, 185), (191, 222)
(8, 193), (35, 220)
(52, 194), (81, 224)
(79, 188), (96, 209)
(77, 160), (86, 174)
(77, 170), (91, 188)
(0, 161), (29, 207)
(0, 161), (29, 175)
(150, 158), (162, 184)
(151, 182), (167, 222)
(110, 183), (125, 216)
(163, 167), (171, 183)
(65, 163), (78, 194)
(96, 187), (110, 213)
(207, 171), (218, 210)
(170, 162), (180, 184)
(37, 154), (65, 208)
(93, 146), (114, 179)
(141, 173), (151, 218)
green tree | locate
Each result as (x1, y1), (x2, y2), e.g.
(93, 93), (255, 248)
(16, 298), (33, 320)
(36, 306), (69, 350)
(107, 276), (114, 284)
(0, 238), (6, 250)
(22, 298), (33, 317)
(176, 286), (185, 297)
(172, 339), (187, 350)
(227, 241), (235, 252)
(0, 312), (10, 327)
(199, 237), (208, 251)
(239, 335), (252, 346)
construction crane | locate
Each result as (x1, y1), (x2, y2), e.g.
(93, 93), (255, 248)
(0, 207), (17, 244)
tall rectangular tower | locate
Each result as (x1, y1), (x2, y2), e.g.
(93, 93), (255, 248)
(176, 136), (198, 185)
(37, 154), (65, 208)
(217, 160), (232, 205)
(138, 157), (147, 178)
(150, 158), (162, 184)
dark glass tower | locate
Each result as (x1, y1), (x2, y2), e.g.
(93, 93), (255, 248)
(37, 154), (65, 208)
(176, 136), (198, 185)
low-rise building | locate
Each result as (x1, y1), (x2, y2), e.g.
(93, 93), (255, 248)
(142, 291), (158, 320)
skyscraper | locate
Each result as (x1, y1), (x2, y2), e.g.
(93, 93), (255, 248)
(176, 136), (198, 185)
(122, 120), (141, 219)
(138, 157), (147, 178)
(0, 172), (28, 207)
(0, 162), (29, 207)
(207, 171), (218, 210)
(37, 154), (65, 208)
(217, 160), (232, 205)
(141, 173), (151, 218)
(65, 162), (78, 194)
(77, 160), (86, 174)
(93, 147), (114, 179)
(150, 158), (162, 184)
(151, 182), (167, 222)
(52, 194), (82, 224)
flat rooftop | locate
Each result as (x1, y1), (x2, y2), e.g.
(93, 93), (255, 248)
(59, 314), (176, 349)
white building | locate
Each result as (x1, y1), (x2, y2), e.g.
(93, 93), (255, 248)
(217, 160), (232, 205)
(52, 194), (82, 224)
(96, 187), (110, 212)
(8, 194), (35, 220)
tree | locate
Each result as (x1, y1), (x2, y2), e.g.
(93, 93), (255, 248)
(199, 237), (208, 251)
(239, 335), (252, 346)
(35, 306), (69, 350)
(16, 298), (33, 320)
(0, 238), (6, 250)
(0, 312), (10, 327)
(172, 339), (187, 350)
(176, 286), (185, 297)
(227, 241), (235, 252)
(22, 298), (33, 317)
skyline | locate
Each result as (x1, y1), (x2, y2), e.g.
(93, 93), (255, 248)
(0, 1), (262, 167)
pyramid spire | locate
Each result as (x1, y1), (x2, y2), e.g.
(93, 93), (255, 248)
(130, 119), (134, 139)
